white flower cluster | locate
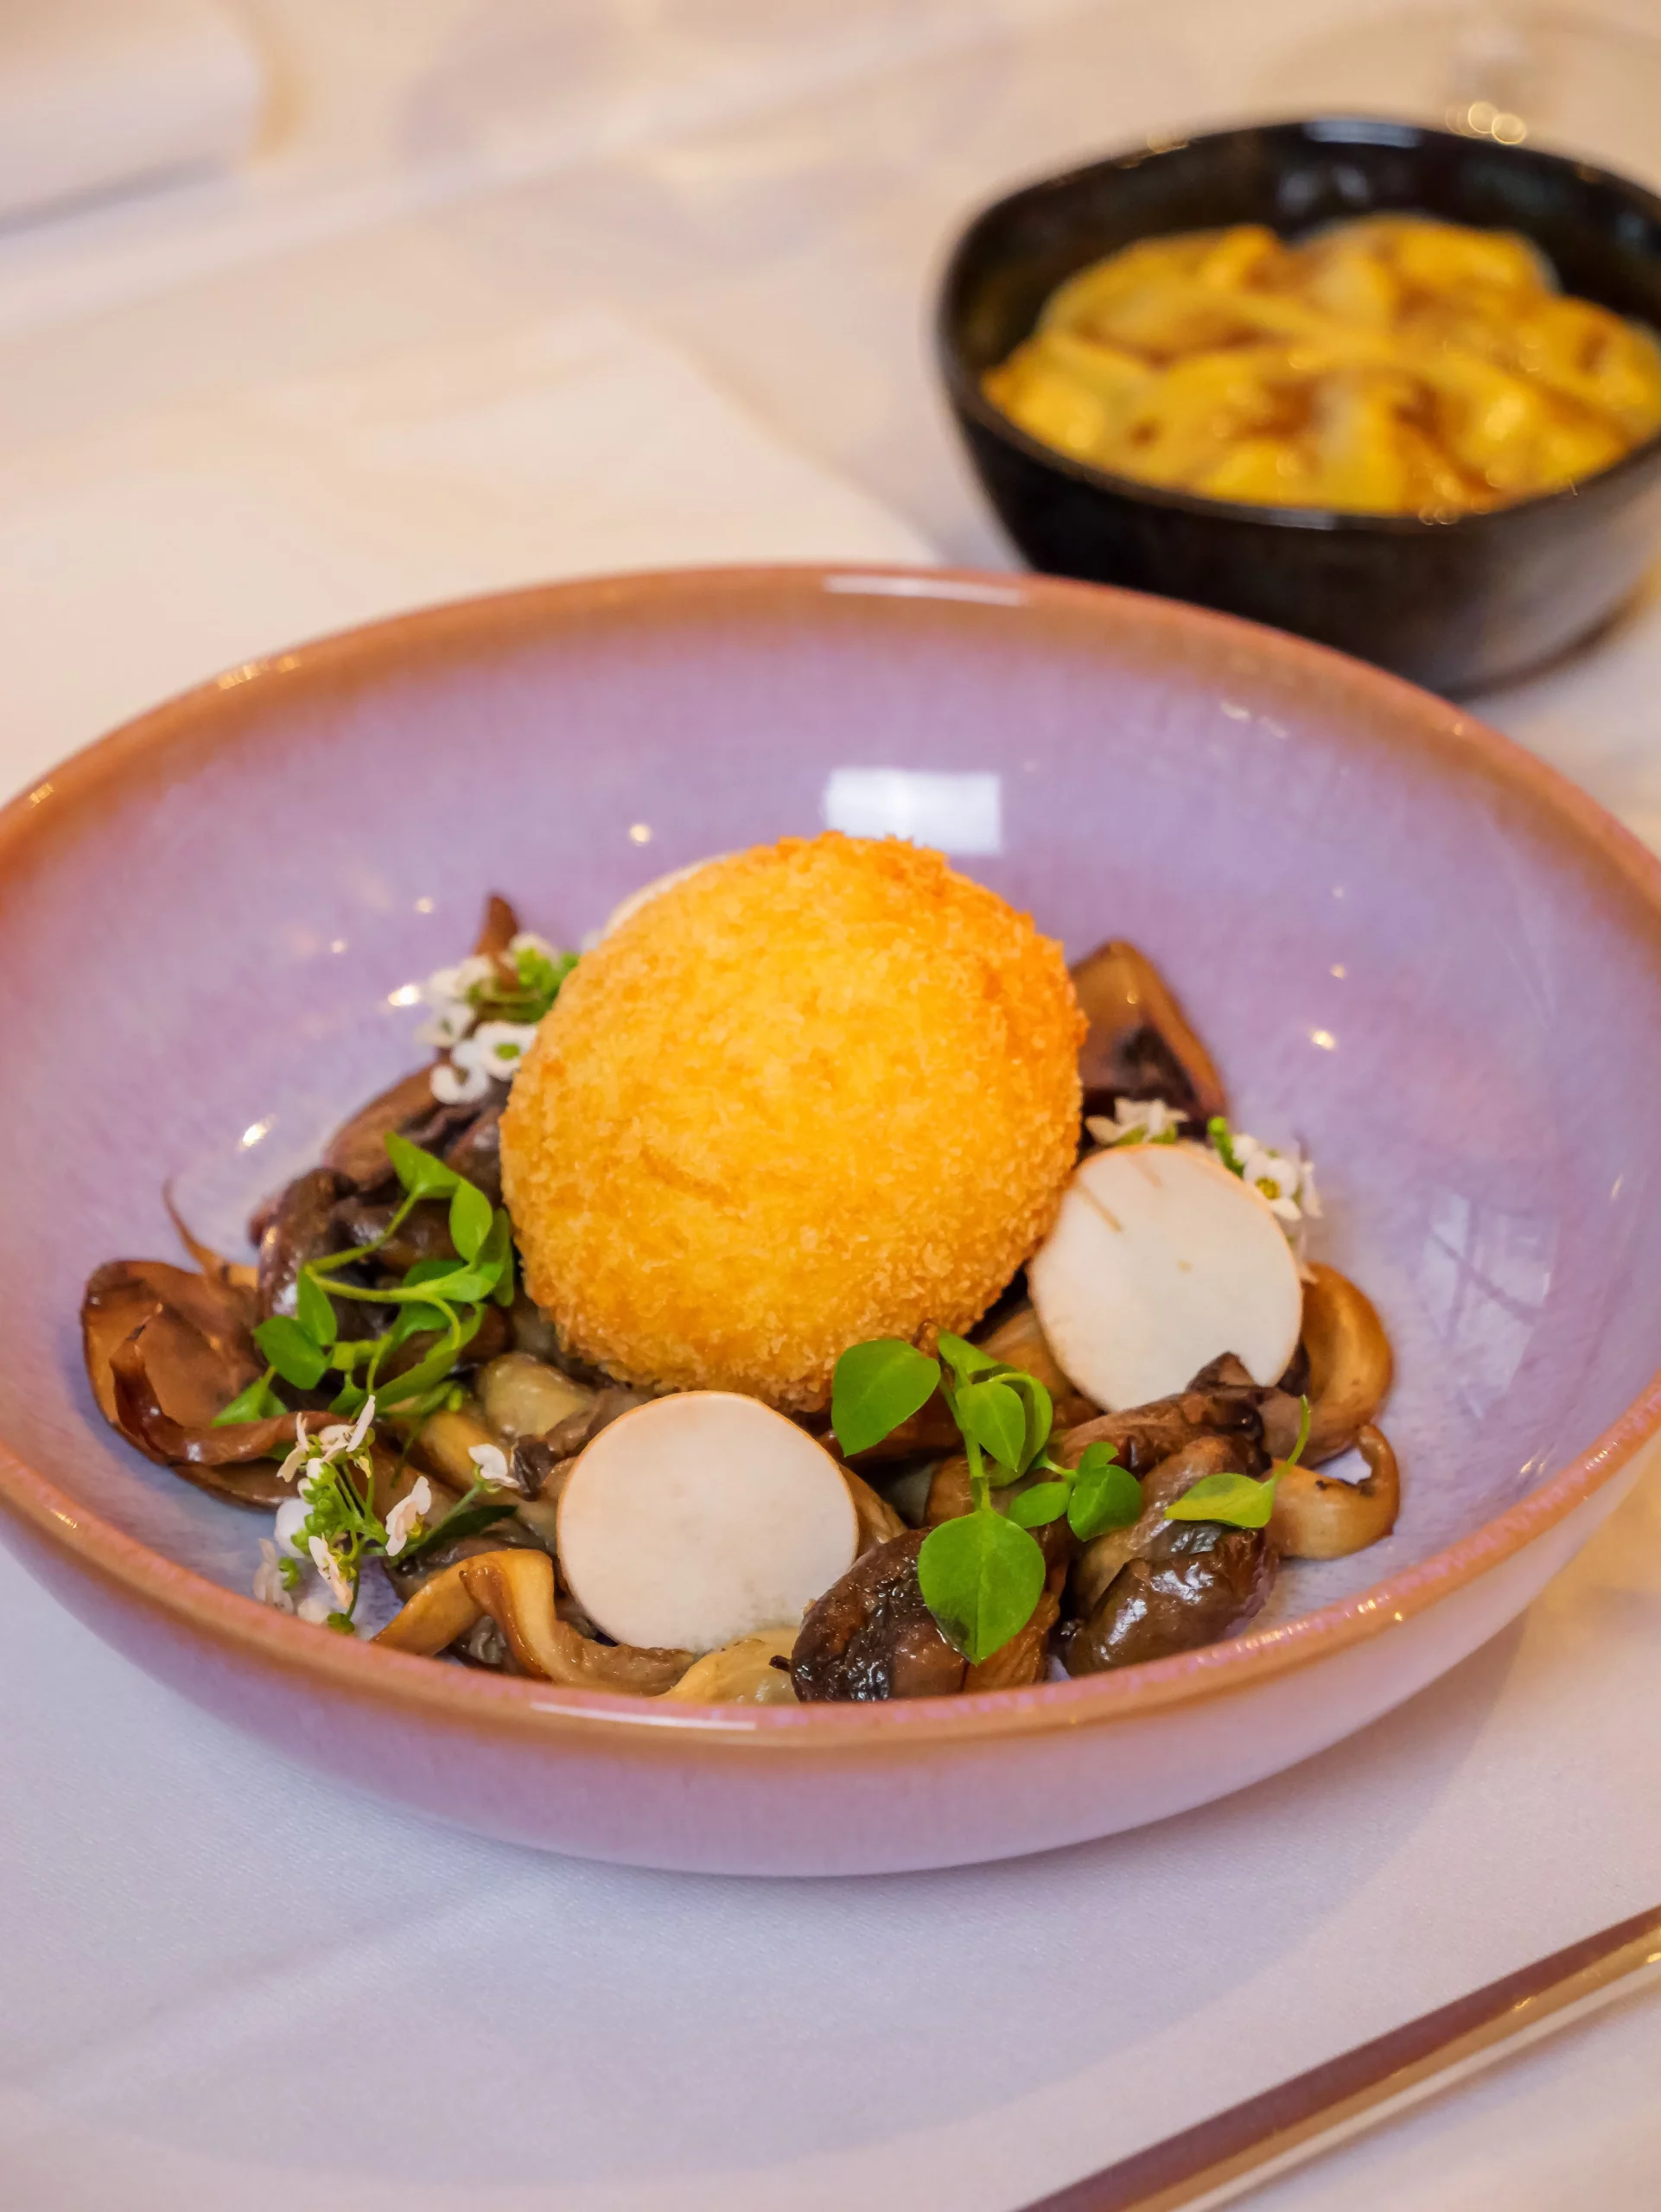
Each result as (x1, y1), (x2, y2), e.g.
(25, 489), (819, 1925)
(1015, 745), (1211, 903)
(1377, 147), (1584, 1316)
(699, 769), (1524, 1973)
(417, 931), (555, 1106)
(1085, 1097), (1187, 1147)
(1082, 1098), (1322, 1261)
(251, 1400), (379, 1624)
(468, 1440), (518, 1490)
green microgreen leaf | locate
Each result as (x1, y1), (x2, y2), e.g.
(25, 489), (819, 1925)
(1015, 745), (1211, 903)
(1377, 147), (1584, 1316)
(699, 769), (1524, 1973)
(212, 1374), (287, 1426)
(399, 1496), (519, 1561)
(295, 1269), (338, 1349)
(1006, 1480), (1069, 1529)
(372, 1309), (484, 1408)
(917, 1509), (1047, 1664)
(253, 1314), (330, 1390)
(1067, 1441), (1143, 1541)
(1165, 1467), (1279, 1530)
(830, 1339), (941, 1457)
(385, 1131), (459, 1202)
(934, 1330), (1002, 1382)
(481, 1208), (517, 1307)
(1283, 1394), (1313, 1471)
(952, 1376), (1028, 1479)
(449, 1178), (493, 1263)
(999, 1369), (1055, 1472)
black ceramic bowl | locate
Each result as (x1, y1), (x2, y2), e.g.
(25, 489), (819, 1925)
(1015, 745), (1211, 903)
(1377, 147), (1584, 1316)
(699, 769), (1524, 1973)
(939, 118), (1661, 694)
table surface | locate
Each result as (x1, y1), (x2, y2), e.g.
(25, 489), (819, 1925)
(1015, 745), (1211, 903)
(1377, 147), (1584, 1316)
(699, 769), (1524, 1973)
(5, 3), (1661, 2207)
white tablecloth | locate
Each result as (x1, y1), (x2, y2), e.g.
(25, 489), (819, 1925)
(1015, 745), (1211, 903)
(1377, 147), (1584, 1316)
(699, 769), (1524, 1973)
(5, 4), (1661, 2208)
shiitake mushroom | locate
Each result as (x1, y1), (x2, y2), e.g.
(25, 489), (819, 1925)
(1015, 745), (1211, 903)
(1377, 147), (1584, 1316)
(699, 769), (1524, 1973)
(792, 1531), (967, 1701)
(1062, 1514), (1275, 1675)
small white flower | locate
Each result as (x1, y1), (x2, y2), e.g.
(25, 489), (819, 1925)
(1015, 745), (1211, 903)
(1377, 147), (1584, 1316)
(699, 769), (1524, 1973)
(315, 1398), (375, 1461)
(430, 1051), (493, 1105)
(308, 1534), (355, 1612)
(384, 1476), (434, 1559)
(468, 1441), (516, 1490)
(1299, 1160), (1322, 1220)
(1234, 1139), (1307, 1223)
(508, 931), (555, 961)
(252, 1538), (296, 1613)
(272, 1495), (313, 1560)
(469, 1020), (540, 1077)
(1086, 1097), (1188, 1147)
(414, 1001), (473, 1049)
(296, 1590), (336, 1625)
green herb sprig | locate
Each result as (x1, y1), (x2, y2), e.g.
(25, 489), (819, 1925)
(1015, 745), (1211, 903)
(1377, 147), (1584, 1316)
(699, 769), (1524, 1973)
(472, 938), (577, 1028)
(832, 1331), (1140, 1665)
(831, 1334), (1312, 1665)
(216, 1132), (516, 1432)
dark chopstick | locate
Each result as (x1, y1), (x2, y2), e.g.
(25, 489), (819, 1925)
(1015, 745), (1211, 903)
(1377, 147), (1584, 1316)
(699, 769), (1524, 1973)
(1018, 1901), (1661, 2212)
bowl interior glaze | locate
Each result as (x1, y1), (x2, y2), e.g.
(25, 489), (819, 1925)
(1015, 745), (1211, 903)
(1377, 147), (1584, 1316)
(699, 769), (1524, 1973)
(4, 569), (1661, 1661)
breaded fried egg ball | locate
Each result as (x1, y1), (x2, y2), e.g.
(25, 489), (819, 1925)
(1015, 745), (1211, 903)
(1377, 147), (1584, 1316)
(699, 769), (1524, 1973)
(500, 834), (1084, 1412)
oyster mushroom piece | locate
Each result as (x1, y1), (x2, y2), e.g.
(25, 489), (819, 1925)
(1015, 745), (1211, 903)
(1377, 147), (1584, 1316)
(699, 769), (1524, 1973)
(1301, 1263), (1394, 1463)
(1028, 1142), (1302, 1412)
(1071, 939), (1227, 1128)
(663, 1627), (800, 1704)
(557, 1393), (859, 1654)
(1270, 1423), (1400, 1559)
(478, 1351), (595, 1444)
(375, 1549), (691, 1692)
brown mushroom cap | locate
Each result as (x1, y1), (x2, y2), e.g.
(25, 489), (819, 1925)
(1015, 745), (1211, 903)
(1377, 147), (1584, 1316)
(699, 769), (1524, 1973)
(792, 1530), (967, 1701)
(1301, 1263), (1394, 1463)
(1070, 938), (1228, 1129)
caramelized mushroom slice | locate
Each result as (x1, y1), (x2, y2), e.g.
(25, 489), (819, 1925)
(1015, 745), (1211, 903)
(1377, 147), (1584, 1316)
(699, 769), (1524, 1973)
(1064, 1516), (1275, 1675)
(321, 1068), (454, 1192)
(257, 1168), (349, 1321)
(376, 1549), (691, 1692)
(83, 1260), (290, 1498)
(107, 1335), (298, 1500)
(1071, 939), (1227, 1128)
(1270, 1422), (1400, 1558)
(663, 1627), (799, 1704)
(163, 1185), (258, 1293)
(1070, 1433), (1241, 1617)
(1301, 1264), (1394, 1462)
(1059, 1378), (1271, 1480)
(792, 1530), (967, 1701)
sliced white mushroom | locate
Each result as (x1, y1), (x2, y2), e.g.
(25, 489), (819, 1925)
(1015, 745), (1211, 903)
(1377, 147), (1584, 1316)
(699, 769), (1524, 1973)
(556, 1393), (858, 1654)
(1028, 1141), (1302, 1412)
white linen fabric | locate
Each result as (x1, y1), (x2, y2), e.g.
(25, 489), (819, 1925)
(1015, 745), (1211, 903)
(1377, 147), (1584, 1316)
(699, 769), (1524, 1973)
(0, 307), (930, 789)
(0, 0), (263, 226)
(4, 2), (1661, 2203)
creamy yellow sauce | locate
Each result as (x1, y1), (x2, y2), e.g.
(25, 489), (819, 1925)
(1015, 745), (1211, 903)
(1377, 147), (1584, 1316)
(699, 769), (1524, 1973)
(983, 216), (1661, 514)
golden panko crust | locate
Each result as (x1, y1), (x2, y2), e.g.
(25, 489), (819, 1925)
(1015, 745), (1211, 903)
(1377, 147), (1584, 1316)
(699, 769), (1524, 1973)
(500, 834), (1085, 1412)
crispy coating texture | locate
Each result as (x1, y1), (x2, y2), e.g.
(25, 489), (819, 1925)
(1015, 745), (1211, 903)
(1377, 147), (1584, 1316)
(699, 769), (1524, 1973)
(500, 835), (1084, 1412)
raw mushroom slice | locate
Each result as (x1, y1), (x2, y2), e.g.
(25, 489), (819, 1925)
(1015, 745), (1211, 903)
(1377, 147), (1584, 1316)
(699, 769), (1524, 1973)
(557, 1393), (858, 1654)
(1028, 1141), (1302, 1412)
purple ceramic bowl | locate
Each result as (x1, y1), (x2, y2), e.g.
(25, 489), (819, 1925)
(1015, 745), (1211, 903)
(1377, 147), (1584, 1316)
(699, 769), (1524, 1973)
(3, 565), (1659, 1877)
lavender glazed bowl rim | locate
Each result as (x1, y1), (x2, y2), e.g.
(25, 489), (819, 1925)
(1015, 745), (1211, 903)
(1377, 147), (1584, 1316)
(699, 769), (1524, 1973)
(3, 561), (1661, 1757)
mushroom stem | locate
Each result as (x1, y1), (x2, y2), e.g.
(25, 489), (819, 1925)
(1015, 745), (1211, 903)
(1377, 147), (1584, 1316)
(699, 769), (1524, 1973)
(374, 1548), (694, 1692)
(1270, 1422), (1400, 1559)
